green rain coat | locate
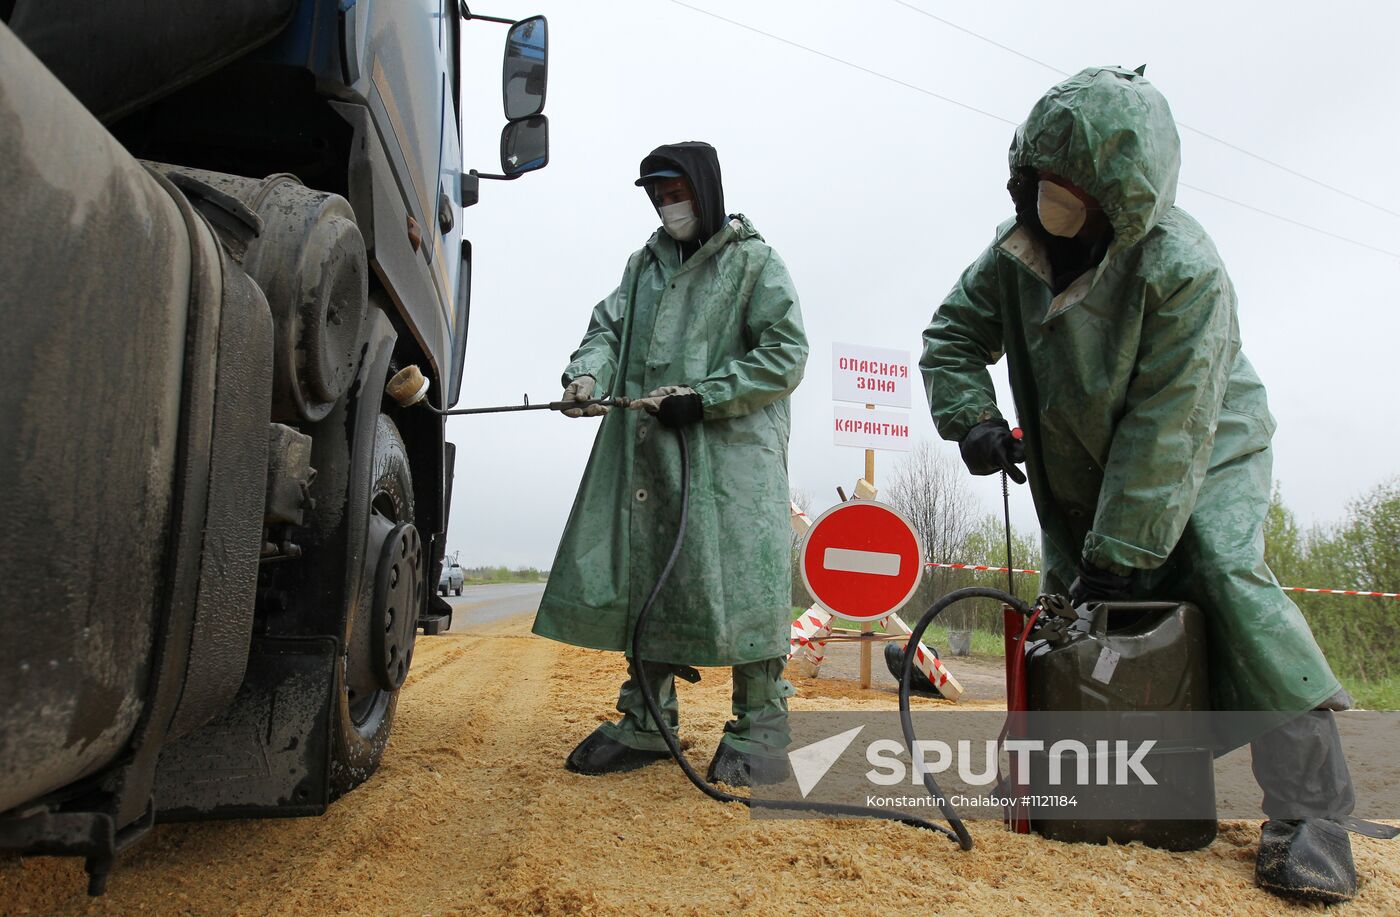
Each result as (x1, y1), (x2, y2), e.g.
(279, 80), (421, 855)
(921, 67), (1340, 713)
(533, 215), (808, 667)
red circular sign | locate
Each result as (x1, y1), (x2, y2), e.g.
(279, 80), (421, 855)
(800, 500), (923, 622)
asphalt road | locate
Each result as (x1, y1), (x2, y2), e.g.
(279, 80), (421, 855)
(438, 583), (1008, 700)
(443, 582), (546, 631)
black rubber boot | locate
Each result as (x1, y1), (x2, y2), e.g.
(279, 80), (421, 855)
(705, 741), (790, 788)
(1255, 818), (1356, 904)
(884, 642), (943, 697)
(565, 728), (669, 776)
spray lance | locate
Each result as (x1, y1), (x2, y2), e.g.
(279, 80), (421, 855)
(386, 365), (632, 415)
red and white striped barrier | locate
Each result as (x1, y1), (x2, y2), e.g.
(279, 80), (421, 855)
(790, 501), (813, 536)
(790, 606), (831, 660)
(926, 561), (1399, 599)
(787, 605), (965, 700)
(885, 613), (964, 700)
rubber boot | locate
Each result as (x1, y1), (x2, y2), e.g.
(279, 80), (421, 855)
(1255, 818), (1356, 904)
(565, 726), (670, 776)
(884, 642), (943, 697)
(705, 741), (790, 787)
(1251, 710), (1357, 903)
(705, 659), (794, 787)
(567, 659), (680, 774)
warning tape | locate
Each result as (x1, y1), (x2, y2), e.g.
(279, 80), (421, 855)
(1283, 587), (1400, 599)
(926, 562), (1041, 576)
(924, 561), (1400, 599)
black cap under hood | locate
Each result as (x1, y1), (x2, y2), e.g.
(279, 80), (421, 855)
(638, 141), (727, 242)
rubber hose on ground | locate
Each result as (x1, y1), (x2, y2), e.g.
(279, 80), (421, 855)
(897, 586), (1031, 850)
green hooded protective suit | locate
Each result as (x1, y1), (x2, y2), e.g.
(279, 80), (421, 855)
(533, 167), (807, 669)
(921, 67), (1340, 713)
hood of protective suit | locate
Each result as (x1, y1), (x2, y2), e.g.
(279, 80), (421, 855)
(1009, 67), (1181, 252)
(638, 141), (727, 242)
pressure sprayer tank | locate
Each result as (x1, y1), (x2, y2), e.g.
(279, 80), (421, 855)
(1021, 600), (1217, 851)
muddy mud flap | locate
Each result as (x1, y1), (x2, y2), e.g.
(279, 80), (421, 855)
(153, 636), (337, 820)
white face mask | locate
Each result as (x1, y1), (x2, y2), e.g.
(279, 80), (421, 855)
(1037, 180), (1087, 238)
(659, 200), (700, 241)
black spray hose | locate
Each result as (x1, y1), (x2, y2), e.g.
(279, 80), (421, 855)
(897, 586), (1031, 849)
(630, 426), (1024, 847)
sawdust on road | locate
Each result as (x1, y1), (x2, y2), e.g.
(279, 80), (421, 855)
(3, 614), (1396, 915)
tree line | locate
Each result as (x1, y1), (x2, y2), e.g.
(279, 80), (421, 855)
(460, 565), (550, 584)
(1264, 479), (1400, 684)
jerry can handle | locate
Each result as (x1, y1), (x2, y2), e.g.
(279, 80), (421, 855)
(1086, 600), (1182, 636)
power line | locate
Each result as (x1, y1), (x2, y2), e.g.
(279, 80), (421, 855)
(1177, 123), (1400, 221)
(665, 0), (1015, 126)
(888, 0), (1400, 221)
(665, 0), (1400, 260)
(1179, 181), (1400, 259)
(888, 0), (1067, 76)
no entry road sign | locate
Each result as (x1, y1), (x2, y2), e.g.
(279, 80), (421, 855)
(800, 501), (923, 622)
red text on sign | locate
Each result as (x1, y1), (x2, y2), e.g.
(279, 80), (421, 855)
(835, 419), (909, 437)
(855, 376), (898, 393)
(838, 358), (908, 379)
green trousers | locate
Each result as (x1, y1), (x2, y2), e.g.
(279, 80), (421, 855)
(598, 657), (795, 756)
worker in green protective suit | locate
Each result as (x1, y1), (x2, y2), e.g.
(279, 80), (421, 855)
(921, 68), (1363, 903)
(534, 141), (807, 788)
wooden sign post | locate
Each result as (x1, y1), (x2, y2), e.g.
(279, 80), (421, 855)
(860, 407), (875, 688)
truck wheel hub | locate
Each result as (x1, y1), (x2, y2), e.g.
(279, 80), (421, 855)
(371, 522), (423, 691)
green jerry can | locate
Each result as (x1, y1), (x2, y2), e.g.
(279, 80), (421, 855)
(1021, 600), (1218, 851)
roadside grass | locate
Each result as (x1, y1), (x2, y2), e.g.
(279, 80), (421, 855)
(1344, 674), (1400, 711)
(965, 628), (1006, 657)
(462, 565), (549, 585)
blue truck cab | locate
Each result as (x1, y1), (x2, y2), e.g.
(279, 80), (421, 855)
(0, 0), (547, 894)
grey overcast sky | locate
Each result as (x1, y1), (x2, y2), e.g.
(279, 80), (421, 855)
(448, 0), (1400, 572)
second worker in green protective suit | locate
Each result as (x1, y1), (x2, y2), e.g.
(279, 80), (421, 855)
(922, 68), (1363, 904)
(534, 141), (808, 788)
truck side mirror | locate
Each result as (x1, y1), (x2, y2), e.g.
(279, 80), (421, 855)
(500, 116), (549, 177)
(503, 16), (547, 120)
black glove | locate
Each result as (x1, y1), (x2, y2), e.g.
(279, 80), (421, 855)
(1068, 559), (1134, 605)
(959, 419), (1026, 484)
(657, 393), (704, 429)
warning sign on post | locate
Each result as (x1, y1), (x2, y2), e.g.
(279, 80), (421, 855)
(833, 405), (912, 452)
(831, 342), (912, 409)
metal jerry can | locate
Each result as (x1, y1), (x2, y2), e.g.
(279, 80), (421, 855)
(1020, 600), (1218, 851)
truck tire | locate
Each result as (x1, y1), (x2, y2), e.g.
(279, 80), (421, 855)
(329, 413), (418, 798)
(455, 586), (462, 597)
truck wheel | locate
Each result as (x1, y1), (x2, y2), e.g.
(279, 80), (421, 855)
(454, 586), (462, 596)
(329, 413), (422, 799)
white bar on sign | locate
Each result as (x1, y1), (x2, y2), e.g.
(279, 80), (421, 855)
(831, 341), (913, 409)
(833, 404), (912, 452)
(824, 547), (901, 576)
